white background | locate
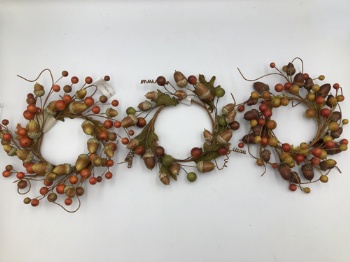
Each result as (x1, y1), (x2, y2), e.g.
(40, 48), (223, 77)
(1, 1), (350, 262)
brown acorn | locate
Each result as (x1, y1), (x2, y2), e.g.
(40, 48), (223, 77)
(242, 134), (255, 144)
(225, 110), (237, 124)
(143, 149), (156, 170)
(127, 139), (139, 150)
(87, 138), (99, 153)
(244, 109), (259, 121)
(121, 114), (138, 128)
(75, 89), (87, 99)
(246, 97), (258, 106)
(304, 78), (314, 90)
(331, 127), (343, 139)
(252, 126), (262, 136)
(145, 91), (158, 101)
(293, 73), (305, 87)
(45, 172), (58, 182)
(222, 103), (235, 115)
(159, 171), (170, 185)
(53, 163), (72, 175)
(174, 90), (187, 100)
(278, 164), (292, 180)
(16, 149), (34, 162)
(169, 162), (180, 176)
(253, 82), (269, 93)
(75, 154), (89, 172)
(26, 120), (41, 139)
(82, 120), (95, 135)
(106, 108), (118, 118)
(174, 71), (188, 88)
(138, 101), (152, 111)
(217, 130), (233, 144)
(104, 146), (115, 158)
(290, 172), (301, 184)
(69, 102), (88, 114)
(330, 111), (341, 122)
(301, 164), (314, 181)
(327, 144), (341, 155)
(203, 129), (213, 143)
(286, 63), (296, 76)
(32, 162), (53, 175)
(320, 159), (337, 170)
(196, 161), (215, 173)
(45, 100), (58, 116)
(318, 84), (331, 97)
(260, 149), (271, 162)
(195, 83), (214, 101)
(34, 82), (45, 97)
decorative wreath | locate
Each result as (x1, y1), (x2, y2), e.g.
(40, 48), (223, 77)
(117, 71), (245, 184)
(238, 58), (348, 193)
(0, 69), (120, 212)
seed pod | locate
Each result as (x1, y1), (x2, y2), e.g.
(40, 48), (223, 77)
(145, 91), (158, 101)
(87, 138), (99, 153)
(64, 186), (76, 198)
(69, 102), (88, 114)
(301, 164), (314, 181)
(217, 130), (233, 144)
(329, 111), (341, 122)
(75, 154), (89, 172)
(331, 127), (343, 139)
(169, 162), (180, 176)
(286, 63), (296, 76)
(246, 97), (258, 106)
(278, 164), (292, 180)
(304, 78), (314, 90)
(196, 161), (215, 173)
(16, 149), (34, 162)
(75, 89), (87, 99)
(121, 114), (138, 128)
(159, 171), (170, 185)
(34, 82), (45, 97)
(242, 134), (255, 144)
(318, 84), (331, 97)
(195, 83), (214, 101)
(32, 162), (53, 175)
(174, 90), (187, 100)
(222, 103), (235, 115)
(203, 129), (213, 143)
(174, 71), (188, 88)
(82, 120), (95, 135)
(260, 149), (271, 162)
(293, 73), (305, 87)
(143, 149), (156, 170)
(26, 120), (41, 139)
(253, 82), (269, 93)
(225, 110), (237, 124)
(138, 101), (152, 111)
(106, 108), (118, 118)
(127, 138), (139, 150)
(244, 109), (259, 121)
(53, 163), (72, 175)
(45, 100), (58, 116)
(104, 146), (115, 158)
(45, 172), (57, 182)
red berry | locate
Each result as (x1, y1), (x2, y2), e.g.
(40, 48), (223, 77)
(56, 184), (66, 194)
(27, 104), (37, 114)
(114, 121), (121, 128)
(121, 138), (129, 145)
(39, 187), (49, 195)
(333, 83), (340, 89)
(52, 85), (60, 92)
(315, 96), (325, 104)
(89, 177), (97, 185)
(238, 142), (244, 148)
(2, 170), (11, 177)
(137, 118), (146, 128)
(289, 184), (297, 191)
(105, 172), (113, 179)
(31, 199), (40, 207)
(84, 97), (94, 106)
(23, 110), (35, 120)
(106, 160), (114, 167)
(295, 154), (305, 163)
(270, 62), (275, 68)
(19, 137), (32, 147)
(274, 84), (284, 92)
(263, 109), (272, 118)
(237, 105), (245, 112)
(135, 145), (145, 156)
(325, 141), (335, 149)
(282, 143), (291, 152)
(340, 139), (348, 145)
(284, 82), (292, 91)
(85, 76), (93, 84)
(257, 118), (266, 126)
(63, 94), (72, 103)
(217, 146), (229, 156)
(320, 108), (331, 118)
(92, 105), (100, 114)
(71, 76), (79, 84)
(104, 120), (113, 129)
(259, 103), (268, 112)
(312, 148), (322, 158)
(111, 100), (119, 107)
(55, 100), (66, 110)
(187, 75), (197, 85)
(191, 147), (202, 158)
(64, 198), (72, 206)
(2, 133), (12, 141)
(16, 172), (25, 179)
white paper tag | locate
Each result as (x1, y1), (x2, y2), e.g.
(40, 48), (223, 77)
(180, 91), (193, 106)
(36, 112), (57, 133)
(94, 78), (115, 98)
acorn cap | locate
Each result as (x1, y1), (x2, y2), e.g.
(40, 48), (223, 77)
(34, 82), (45, 97)
(222, 103), (235, 115)
(174, 90), (188, 100)
(127, 139), (139, 150)
(217, 130), (233, 144)
(138, 101), (152, 111)
(286, 63), (296, 76)
(260, 149), (271, 162)
(203, 129), (213, 143)
(174, 71), (188, 88)
(225, 110), (237, 124)
(26, 120), (42, 139)
(45, 100), (58, 116)
(253, 82), (269, 93)
(145, 91), (158, 101)
(318, 84), (331, 97)
(121, 114), (138, 128)
(75, 89), (87, 99)
(196, 161), (215, 173)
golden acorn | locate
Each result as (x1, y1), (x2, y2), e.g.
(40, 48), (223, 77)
(121, 114), (138, 128)
(127, 138), (139, 150)
(174, 90), (188, 100)
(143, 149), (156, 170)
(217, 130), (233, 144)
(138, 101), (152, 111)
(87, 138), (99, 153)
(222, 103), (235, 115)
(106, 108), (118, 118)
(75, 89), (87, 99)
(196, 161), (215, 173)
(53, 163), (72, 175)
(145, 91), (158, 101)
(203, 129), (213, 143)
(82, 120), (95, 135)
(225, 110), (237, 124)
(3, 144), (13, 154)
(32, 162), (53, 175)
(104, 146), (115, 158)
(34, 82), (45, 97)
(45, 172), (58, 182)
(174, 71), (188, 88)
(169, 162), (180, 176)
(75, 154), (89, 171)
(45, 100), (58, 116)
(69, 102), (88, 114)
(26, 120), (41, 139)
(195, 83), (214, 101)
(16, 149), (34, 162)
(159, 171), (170, 185)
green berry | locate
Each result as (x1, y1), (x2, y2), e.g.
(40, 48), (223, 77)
(215, 87), (225, 98)
(187, 172), (197, 182)
(126, 107), (136, 115)
(218, 116), (227, 126)
(162, 155), (174, 167)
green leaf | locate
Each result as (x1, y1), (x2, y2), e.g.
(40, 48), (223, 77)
(155, 90), (179, 107)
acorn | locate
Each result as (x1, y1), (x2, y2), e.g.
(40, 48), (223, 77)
(286, 63), (296, 76)
(174, 71), (188, 88)
(121, 114), (138, 128)
(222, 103), (235, 115)
(195, 83), (214, 101)
(260, 149), (271, 162)
(290, 172), (302, 184)
(225, 110), (237, 124)
(138, 101), (152, 111)
(26, 120), (41, 139)
(69, 102), (88, 114)
(75, 89), (87, 99)
(252, 126), (262, 136)
(217, 130), (232, 144)
(330, 111), (341, 122)
(318, 84), (331, 97)
(301, 164), (314, 181)
(244, 109), (259, 121)
(304, 77), (314, 90)
(82, 120), (95, 135)
(159, 171), (170, 185)
(203, 129), (213, 143)
(106, 108), (118, 118)
(326, 95), (337, 107)
(242, 134), (255, 144)
(34, 82), (45, 97)
(64, 186), (76, 198)
(53, 163), (72, 175)
(196, 161), (215, 173)
(16, 149), (34, 162)
(45, 172), (58, 182)
(246, 97), (258, 106)
(108, 132), (117, 141)
(278, 164), (292, 180)
(2, 144), (13, 154)
(75, 154), (89, 172)
(45, 100), (58, 116)
(169, 162), (180, 176)
(143, 149), (156, 170)
(293, 73), (305, 87)
(32, 162), (53, 175)
(145, 91), (158, 101)
(174, 90), (188, 100)
(87, 138), (99, 153)
(127, 138), (139, 150)
(253, 82), (269, 93)
(320, 159), (337, 170)
(104, 146), (115, 158)
(331, 127), (343, 139)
